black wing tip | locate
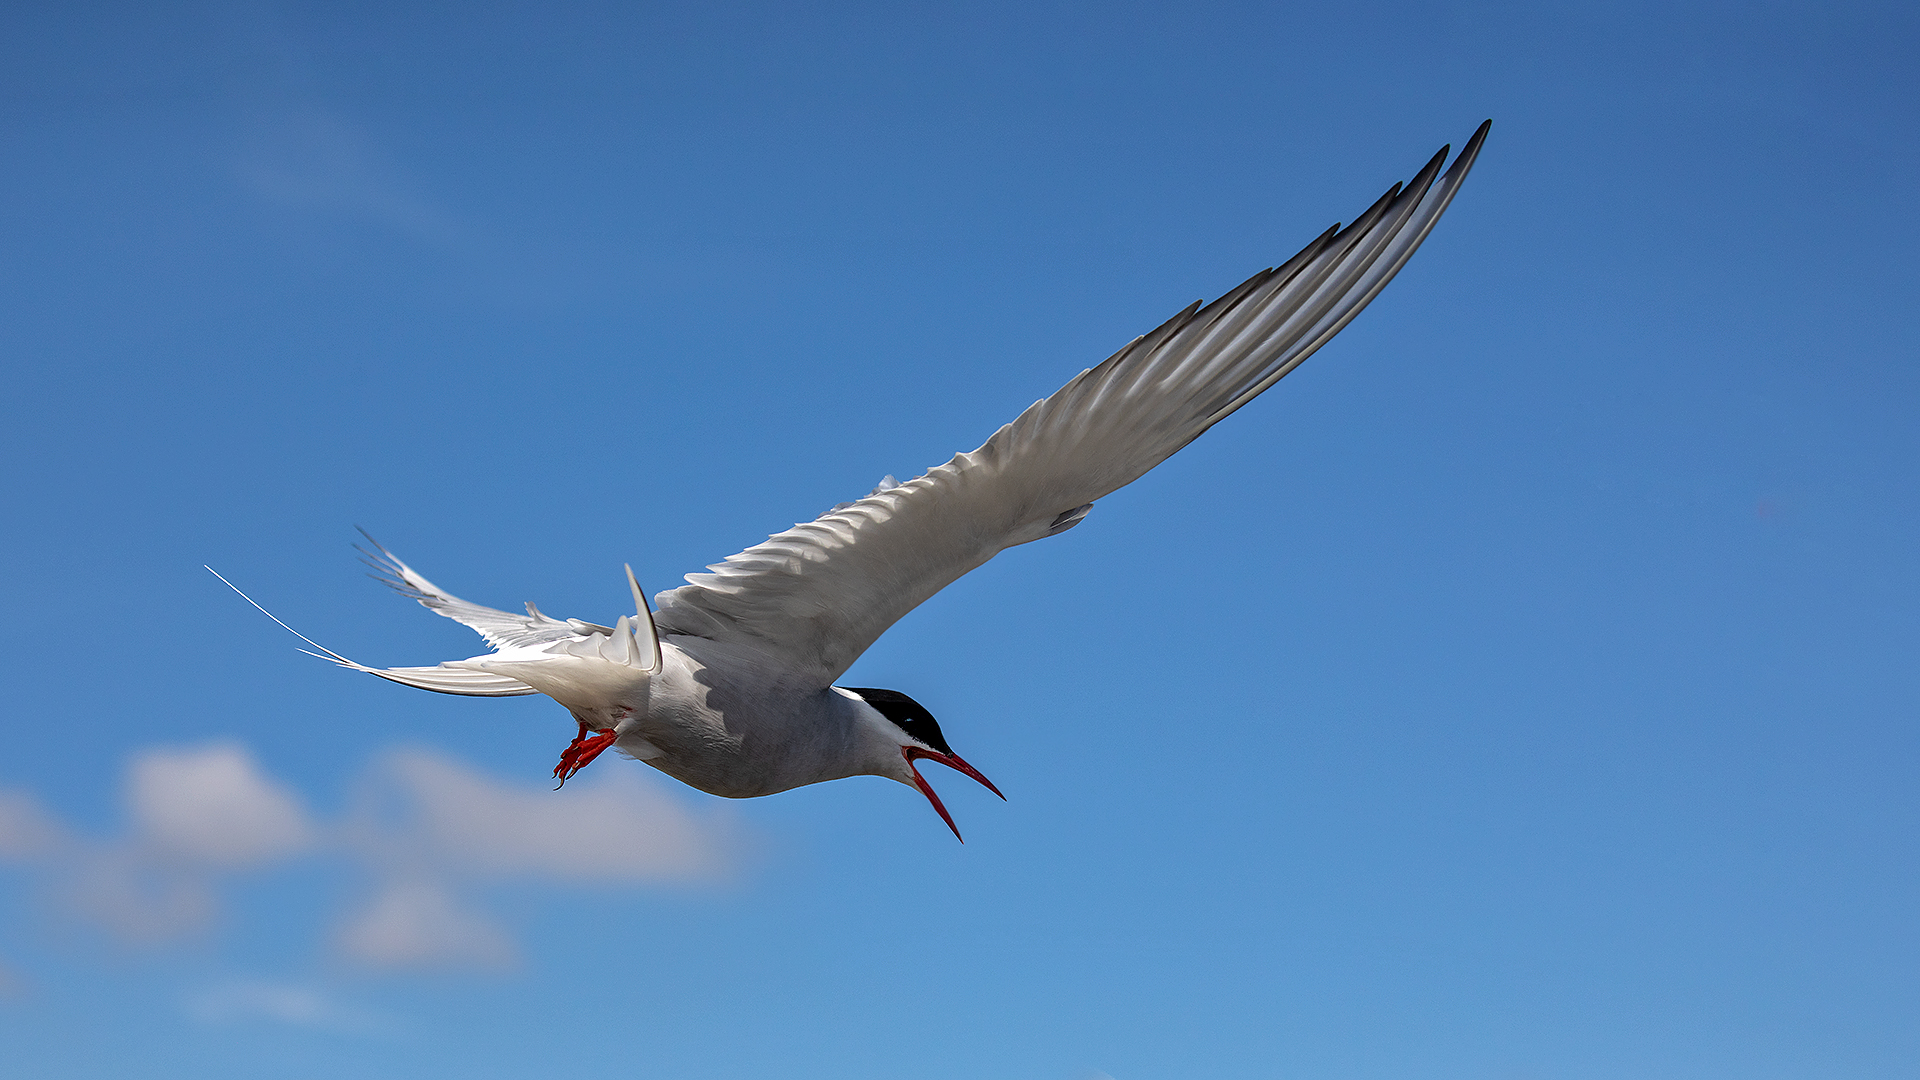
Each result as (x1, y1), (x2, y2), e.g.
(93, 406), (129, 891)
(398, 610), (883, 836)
(351, 530), (411, 581)
(353, 526), (401, 562)
(1438, 120), (1491, 162)
(1446, 120), (1493, 175)
(1418, 120), (1492, 189)
(354, 548), (405, 578)
(1363, 121), (1493, 232)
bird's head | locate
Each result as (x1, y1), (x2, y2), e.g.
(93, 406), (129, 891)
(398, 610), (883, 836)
(840, 687), (1003, 842)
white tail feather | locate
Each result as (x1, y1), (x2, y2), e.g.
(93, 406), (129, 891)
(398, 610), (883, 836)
(210, 565), (539, 698)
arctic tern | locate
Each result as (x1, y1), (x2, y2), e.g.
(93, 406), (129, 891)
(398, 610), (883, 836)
(218, 121), (1489, 840)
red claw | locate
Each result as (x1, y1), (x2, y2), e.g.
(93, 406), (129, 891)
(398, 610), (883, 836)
(553, 721), (621, 787)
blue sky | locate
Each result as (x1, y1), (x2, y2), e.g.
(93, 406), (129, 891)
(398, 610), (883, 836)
(1, 2), (1916, 1077)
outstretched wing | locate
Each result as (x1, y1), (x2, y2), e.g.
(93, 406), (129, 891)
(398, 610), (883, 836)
(358, 532), (613, 651)
(654, 123), (1490, 686)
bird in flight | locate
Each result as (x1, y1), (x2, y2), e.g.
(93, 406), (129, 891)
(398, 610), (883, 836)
(217, 121), (1489, 840)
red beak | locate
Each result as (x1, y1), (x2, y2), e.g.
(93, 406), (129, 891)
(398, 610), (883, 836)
(903, 746), (1005, 842)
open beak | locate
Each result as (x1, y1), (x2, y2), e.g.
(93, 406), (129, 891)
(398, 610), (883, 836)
(903, 746), (1005, 843)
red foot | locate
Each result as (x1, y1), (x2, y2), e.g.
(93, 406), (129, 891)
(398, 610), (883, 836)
(553, 721), (620, 786)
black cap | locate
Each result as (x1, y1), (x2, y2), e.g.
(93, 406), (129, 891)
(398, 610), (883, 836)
(844, 687), (954, 756)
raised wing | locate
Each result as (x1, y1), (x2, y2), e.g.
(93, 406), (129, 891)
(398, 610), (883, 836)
(359, 532), (613, 650)
(355, 537), (662, 681)
(654, 123), (1490, 687)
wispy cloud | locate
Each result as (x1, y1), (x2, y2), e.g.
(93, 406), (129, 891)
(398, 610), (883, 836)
(331, 747), (737, 970)
(184, 978), (381, 1032)
(0, 743), (743, 975)
(234, 107), (466, 245)
(219, 7), (467, 248)
(355, 747), (733, 884)
(62, 846), (218, 944)
(0, 790), (64, 859)
(129, 743), (314, 867)
(38, 743), (315, 943)
(334, 878), (518, 971)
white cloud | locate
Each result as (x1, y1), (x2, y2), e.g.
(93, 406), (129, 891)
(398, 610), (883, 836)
(128, 744), (314, 867)
(333, 879), (517, 971)
(0, 742), (744, 973)
(366, 748), (734, 884)
(184, 978), (380, 1031)
(63, 849), (216, 944)
(0, 790), (64, 860)
(5, 745), (311, 945)
(329, 748), (739, 971)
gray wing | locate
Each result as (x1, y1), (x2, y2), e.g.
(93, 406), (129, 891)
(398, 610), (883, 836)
(359, 533), (614, 650)
(654, 123), (1489, 688)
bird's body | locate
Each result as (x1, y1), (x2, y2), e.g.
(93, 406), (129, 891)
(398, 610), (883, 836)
(633, 639), (888, 800)
(220, 123), (1490, 839)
